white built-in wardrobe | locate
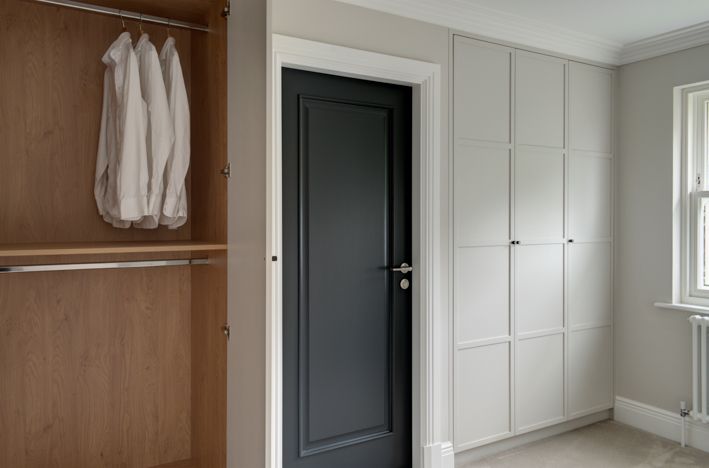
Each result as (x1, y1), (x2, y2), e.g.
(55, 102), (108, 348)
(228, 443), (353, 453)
(452, 35), (614, 451)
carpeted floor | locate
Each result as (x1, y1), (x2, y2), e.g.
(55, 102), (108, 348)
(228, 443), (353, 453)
(459, 420), (709, 467)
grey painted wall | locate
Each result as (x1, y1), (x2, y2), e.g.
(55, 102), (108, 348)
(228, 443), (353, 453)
(272, 0), (453, 445)
(616, 44), (709, 413)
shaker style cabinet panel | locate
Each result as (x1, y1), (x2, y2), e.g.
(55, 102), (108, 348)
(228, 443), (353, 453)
(569, 62), (613, 154)
(569, 327), (613, 416)
(454, 36), (513, 144)
(454, 344), (512, 448)
(516, 334), (565, 431)
(516, 52), (566, 148)
(515, 147), (565, 240)
(454, 144), (511, 244)
(568, 242), (612, 328)
(453, 34), (614, 453)
(569, 154), (612, 239)
(516, 244), (564, 335)
(455, 246), (511, 345)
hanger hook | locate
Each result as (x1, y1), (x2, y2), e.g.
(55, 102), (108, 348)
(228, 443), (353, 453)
(139, 13), (144, 34)
(166, 18), (171, 37)
(119, 10), (126, 30)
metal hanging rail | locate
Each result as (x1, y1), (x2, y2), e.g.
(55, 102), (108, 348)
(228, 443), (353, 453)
(30, 0), (210, 32)
(0, 258), (209, 274)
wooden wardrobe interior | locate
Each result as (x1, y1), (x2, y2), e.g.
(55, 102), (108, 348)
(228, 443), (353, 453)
(0, 0), (228, 467)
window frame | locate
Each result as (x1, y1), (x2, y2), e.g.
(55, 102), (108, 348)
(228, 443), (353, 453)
(680, 85), (709, 306)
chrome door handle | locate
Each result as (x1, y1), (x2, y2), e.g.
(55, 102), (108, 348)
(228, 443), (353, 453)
(391, 262), (413, 274)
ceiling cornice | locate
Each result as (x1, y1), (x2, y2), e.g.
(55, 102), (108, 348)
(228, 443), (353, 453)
(335, 0), (709, 66)
(335, 0), (623, 65)
(620, 21), (709, 64)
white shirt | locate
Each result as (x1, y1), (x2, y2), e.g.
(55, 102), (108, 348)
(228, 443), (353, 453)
(133, 34), (175, 229)
(95, 31), (149, 228)
(159, 36), (190, 229)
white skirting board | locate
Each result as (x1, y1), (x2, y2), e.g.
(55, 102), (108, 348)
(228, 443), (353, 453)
(454, 410), (611, 466)
(614, 396), (709, 452)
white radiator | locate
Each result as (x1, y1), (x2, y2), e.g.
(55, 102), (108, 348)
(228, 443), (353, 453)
(690, 315), (709, 422)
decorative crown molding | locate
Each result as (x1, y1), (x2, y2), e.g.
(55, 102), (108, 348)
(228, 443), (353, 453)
(336, 0), (709, 66)
(620, 20), (709, 64)
(335, 0), (623, 65)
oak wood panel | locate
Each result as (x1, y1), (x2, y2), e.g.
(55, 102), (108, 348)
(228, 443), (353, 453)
(0, 266), (192, 467)
(0, 241), (227, 257)
(189, 0), (227, 243)
(0, 0), (194, 244)
(66, 0), (218, 25)
(191, 251), (227, 468)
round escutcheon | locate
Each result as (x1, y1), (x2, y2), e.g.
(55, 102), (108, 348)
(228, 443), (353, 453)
(400, 278), (410, 290)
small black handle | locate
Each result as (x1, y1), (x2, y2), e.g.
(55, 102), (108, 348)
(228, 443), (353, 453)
(568, 239), (574, 243)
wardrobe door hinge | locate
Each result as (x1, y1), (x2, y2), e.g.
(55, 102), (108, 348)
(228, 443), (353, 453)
(222, 0), (231, 18)
(223, 324), (231, 341)
(220, 162), (231, 179)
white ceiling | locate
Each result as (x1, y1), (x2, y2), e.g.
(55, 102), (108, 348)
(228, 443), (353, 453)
(465, 0), (709, 45)
(337, 0), (709, 64)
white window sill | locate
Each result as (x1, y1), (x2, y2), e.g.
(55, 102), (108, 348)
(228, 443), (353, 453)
(654, 302), (709, 314)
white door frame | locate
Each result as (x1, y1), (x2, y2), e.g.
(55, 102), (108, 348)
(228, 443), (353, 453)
(266, 34), (450, 468)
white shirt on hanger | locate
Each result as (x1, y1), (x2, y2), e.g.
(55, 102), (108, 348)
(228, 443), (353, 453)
(133, 33), (175, 229)
(95, 31), (149, 228)
(159, 36), (190, 229)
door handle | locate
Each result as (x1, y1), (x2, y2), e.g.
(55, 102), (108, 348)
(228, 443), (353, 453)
(391, 263), (413, 274)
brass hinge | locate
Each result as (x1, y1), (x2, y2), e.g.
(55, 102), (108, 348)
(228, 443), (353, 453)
(223, 324), (231, 341)
(220, 162), (231, 179)
(222, 0), (231, 18)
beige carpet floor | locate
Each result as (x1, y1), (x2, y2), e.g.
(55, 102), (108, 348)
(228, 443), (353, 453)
(460, 421), (709, 467)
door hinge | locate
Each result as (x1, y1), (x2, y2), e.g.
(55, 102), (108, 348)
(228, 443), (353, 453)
(222, 0), (231, 18)
(220, 162), (231, 179)
(223, 324), (231, 341)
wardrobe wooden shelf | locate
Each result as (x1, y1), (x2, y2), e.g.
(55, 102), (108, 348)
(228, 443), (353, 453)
(0, 241), (228, 258)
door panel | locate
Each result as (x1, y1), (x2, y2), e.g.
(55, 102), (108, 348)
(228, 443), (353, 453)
(569, 327), (612, 415)
(515, 148), (565, 240)
(569, 242), (612, 327)
(455, 343), (512, 447)
(570, 63), (612, 154)
(454, 36), (512, 143)
(570, 155), (612, 239)
(516, 334), (564, 431)
(455, 246), (510, 344)
(516, 52), (566, 148)
(454, 144), (511, 244)
(282, 68), (412, 468)
(516, 244), (564, 334)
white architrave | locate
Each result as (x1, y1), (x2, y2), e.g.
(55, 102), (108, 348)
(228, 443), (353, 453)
(266, 34), (450, 468)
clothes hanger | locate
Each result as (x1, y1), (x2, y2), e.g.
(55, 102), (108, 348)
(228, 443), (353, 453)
(166, 19), (172, 39)
(139, 13), (144, 35)
(119, 10), (127, 32)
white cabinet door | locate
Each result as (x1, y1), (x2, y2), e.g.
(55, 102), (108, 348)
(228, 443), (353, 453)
(515, 148), (565, 240)
(516, 334), (564, 431)
(455, 246), (510, 345)
(516, 244), (564, 335)
(568, 242), (612, 328)
(455, 143), (510, 245)
(455, 343), (512, 448)
(454, 36), (512, 144)
(569, 155), (612, 239)
(570, 63), (612, 154)
(569, 326), (612, 416)
(516, 52), (566, 148)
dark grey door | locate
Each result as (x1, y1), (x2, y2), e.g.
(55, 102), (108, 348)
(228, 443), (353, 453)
(282, 68), (412, 468)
